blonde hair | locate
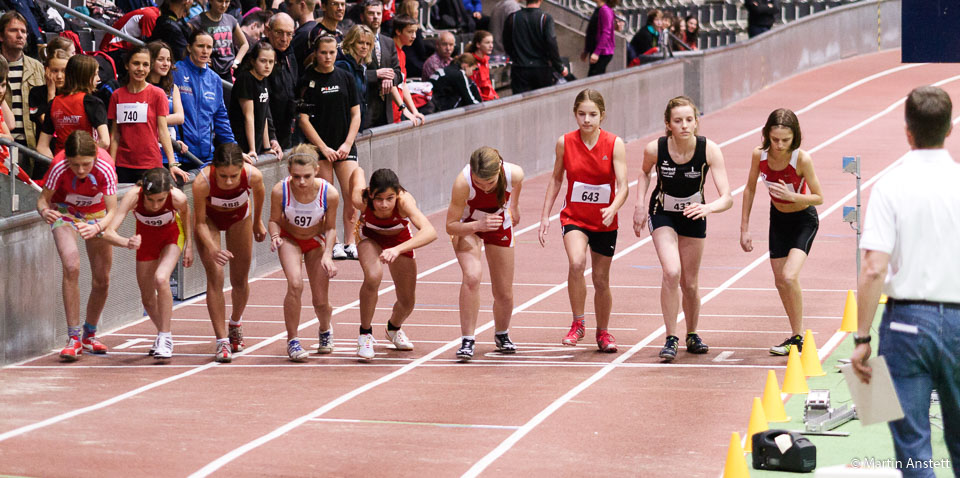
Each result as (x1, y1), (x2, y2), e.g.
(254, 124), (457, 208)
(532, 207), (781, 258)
(287, 144), (320, 168)
(342, 24), (375, 64)
(469, 146), (507, 207)
(663, 95), (700, 136)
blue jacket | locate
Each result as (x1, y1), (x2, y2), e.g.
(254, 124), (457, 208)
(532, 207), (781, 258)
(173, 59), (234, 165)
(462, 0), (482, 14)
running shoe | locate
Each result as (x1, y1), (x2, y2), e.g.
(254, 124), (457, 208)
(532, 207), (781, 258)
(148, 335), (159, 356)
(357, 334), (376, 360)
(494, 332), (517, 354)
(456, 338), (475, 362)
(317, 330), (335, 354)
(385, 327), (414, 351)
(596, 330), (618, 353)
(81, 334), (108, 354)
(332, 242), (347, 260)
(562, 320), (586, 346)
(59, 336), (83, 362)
(228, 324), (245, 353)
(685, 333), (709, 354)
(154, 335), (173, 360)
(344, 243), (359, 260)
(659, 335), (680, 362)
(770, 335), (803, 356)
(215, 341), (232, 363)
(287, 339), (308, 362)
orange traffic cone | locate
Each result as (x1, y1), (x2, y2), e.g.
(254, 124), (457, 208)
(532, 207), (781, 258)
(782, 346), (809, 394)
(762, 370), (790, 422)
(839, 290), (857, 332)
(800, 329), (826, 377)
(744, 397), (769, 453)
(723, 432), (750, 478)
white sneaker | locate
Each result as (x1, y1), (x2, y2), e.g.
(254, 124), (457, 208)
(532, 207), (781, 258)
(344, 243), (359, 260)
(148, 335), (159, 356)
(385, 327), (414, 351)
(317, 329), (335, 354)
(332, 242), (347, 260)
(357, 333), (376, 360)
(154, 335), (173, 360)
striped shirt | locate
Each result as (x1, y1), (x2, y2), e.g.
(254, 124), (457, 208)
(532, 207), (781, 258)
(8, 57), (24, 142)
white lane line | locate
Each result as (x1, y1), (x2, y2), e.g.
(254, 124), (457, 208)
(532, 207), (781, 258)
(461, 78), (960, 478)
(306, 418), (523, 431)
(9, 362), (789, 370)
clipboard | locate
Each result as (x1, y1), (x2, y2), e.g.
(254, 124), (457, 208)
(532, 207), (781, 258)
(840, 356), (905, 426)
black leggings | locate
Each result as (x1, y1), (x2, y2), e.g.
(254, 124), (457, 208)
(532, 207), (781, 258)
(587, 55), (613, 77)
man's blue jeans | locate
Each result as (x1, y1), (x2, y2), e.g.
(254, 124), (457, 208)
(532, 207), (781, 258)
(879, 301), (960, 477)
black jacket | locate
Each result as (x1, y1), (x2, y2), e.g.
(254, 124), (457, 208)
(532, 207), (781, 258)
(149, 10), (191, 62)
(431, 63), (481, 112)
(267, 45), (299, 147)
(503, 7), (563, 73)
(745, 0), (779, 28)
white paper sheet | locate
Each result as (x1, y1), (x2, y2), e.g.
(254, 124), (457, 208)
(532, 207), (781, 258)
(840, 356), (905, 426)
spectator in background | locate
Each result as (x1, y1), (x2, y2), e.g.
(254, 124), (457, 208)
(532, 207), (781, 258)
(29, 49), (68, 144)
(146, 41), (187, 170)
(390, 15), (425, 124)
(503, 0), (566, 94)
(361, 0), (401, 128)
(628, 9), (661, 65)
(466, 30), (497, 101)
(1, 11), (44, 153)
(150, 0), (194, 61)
(745, 0), (778, 38)
(489, 0), (519, 56)
(462, 0), (489, 30)
(229, 41), (282, 161)
(265, 12), (298, 149)
(174, 29), (236, 166)
(336, 24), (374, 129)
(297, 35), (361, 259)
(108, 46), (181, 184)
(240, 10), (266, 47)
(99, 6), (161, 78)
(188, 0), (207, 19)
(582, 0), (617, 77)
(315, 0), (352, 44)
(430, 53), (480, 112)
(189, 0), (249, 82)
(421, 30), (454, 80)
(37, 55), (109, 163)
(288, 0), (319, 69)
(397, 0), (430, 78)
(682, 15), (699, 50)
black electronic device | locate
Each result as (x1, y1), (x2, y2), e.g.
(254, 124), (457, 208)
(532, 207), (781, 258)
(752, 429), (816, 472)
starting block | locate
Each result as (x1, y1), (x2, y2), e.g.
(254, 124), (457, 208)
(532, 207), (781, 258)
(804, 389), (857, 434)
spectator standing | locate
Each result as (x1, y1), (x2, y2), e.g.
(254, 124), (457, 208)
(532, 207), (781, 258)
(265, 12), (298, 149)
(336, 24), (374, 129)
(466, 30), (498, 101)
(489, 0), (520, 56)
(29, 49), (68, 144)
(421, 30), (454, 80)
(397, 0), (429, 78)
(462, 0), (489, 30)
(99, 6), (161, 77)
(150, 0), (194, 61)
(745, 0), (778, 38)
(390, 15), (425, 124)
(240, 10), (266, 47)
(174, 30), (236, 166)
(108, 46), (182, 184)
(0, 11), (43, 152)
(361, 0), (401, 128)
(583, 0), (617, 76)
(37, 55), (109, 162)
(189, 0), (249, 82)
(315, 0), (352, 44)
(147, 41), (187, 168)
(851, 86), (960, 478)
(229, 41), (282, 161)
(430, 53), (480, 112)
(503, 0), (566, 94)
(288, 0), (319, 69)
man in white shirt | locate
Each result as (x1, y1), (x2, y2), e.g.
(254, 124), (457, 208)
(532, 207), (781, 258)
(851, 85), (960, 477)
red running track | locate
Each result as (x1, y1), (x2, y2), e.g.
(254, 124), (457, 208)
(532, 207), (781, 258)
(3, 49), (959, 477)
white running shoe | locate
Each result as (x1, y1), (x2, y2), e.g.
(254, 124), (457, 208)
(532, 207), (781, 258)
(332, 242), (347, 260)
(344, 243), (359, 260)
(148, 335), (159, 356)
(287, 339), (309, 362)
(317, 329), (335, 354)
(385, 327), (414, 351)
(154, 335), (173, 360)
(357, 333), (376, 360)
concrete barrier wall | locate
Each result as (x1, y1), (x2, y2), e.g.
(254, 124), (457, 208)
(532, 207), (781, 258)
(0, 0), (901, 364)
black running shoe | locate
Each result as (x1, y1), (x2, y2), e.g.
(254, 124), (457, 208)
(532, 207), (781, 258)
(685, 333), (709, 354)
(494, 333), (516, 354)
(770, 335), (803, 356)
(456, 338), (476, 362)
(659, 335), (680, 362)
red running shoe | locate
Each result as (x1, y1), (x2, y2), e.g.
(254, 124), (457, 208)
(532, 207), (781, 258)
(82, 335), (108, 354)
(60, 337), (83, 362)
(228, 325), (245, 353)
(562, 320), (586, 346)
(596, 331), (618, 353)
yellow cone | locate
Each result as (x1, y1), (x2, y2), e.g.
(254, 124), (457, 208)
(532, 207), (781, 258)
(744, 397), (769, 453)
(879, 294), (888, 304)
(782, 346), (809, 394)
(839, 289), (857, 332)
(762, 370), (790, 422)
(800, 329), (826, 377)
(723, 432), (751, 478)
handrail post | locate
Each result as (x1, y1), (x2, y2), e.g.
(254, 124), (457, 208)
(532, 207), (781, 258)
(6, 146), (14, 214)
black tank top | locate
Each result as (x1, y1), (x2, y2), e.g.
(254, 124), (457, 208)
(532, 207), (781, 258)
(649, 135), (709, 215)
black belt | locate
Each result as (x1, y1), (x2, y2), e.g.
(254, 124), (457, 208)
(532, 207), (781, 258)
(887, 298), (960, 310)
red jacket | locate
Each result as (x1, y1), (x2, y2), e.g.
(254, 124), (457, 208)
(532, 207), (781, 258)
(470, 53), (499, 102)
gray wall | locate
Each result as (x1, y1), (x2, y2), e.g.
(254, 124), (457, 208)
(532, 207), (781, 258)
(0, 0), (901, 364)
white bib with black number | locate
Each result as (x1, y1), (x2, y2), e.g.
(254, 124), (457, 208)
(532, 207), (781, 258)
(117, 103), (148, 124)
(663, 192), (702, 212)
(571, 181), (611, 204)
(135, 210), (175, 227)
(210, 191), (249, 209)
(65, 192), (102, 208)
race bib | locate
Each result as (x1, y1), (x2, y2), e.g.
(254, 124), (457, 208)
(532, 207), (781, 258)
(571, 181), (611, 204)
(663, 192), (702, 212)
(210, 191), (249, 209)
(65, 192), (102, 208)
(135, 210), (175, 227)
(117, 103), (148, 124)
(761, 180), (797, 194)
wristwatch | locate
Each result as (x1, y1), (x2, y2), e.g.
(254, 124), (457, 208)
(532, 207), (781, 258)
(853, 334), (871, 344)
